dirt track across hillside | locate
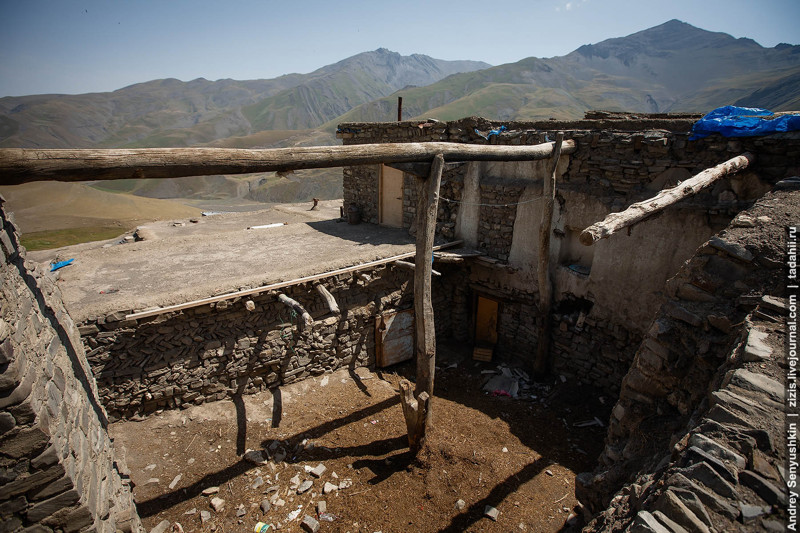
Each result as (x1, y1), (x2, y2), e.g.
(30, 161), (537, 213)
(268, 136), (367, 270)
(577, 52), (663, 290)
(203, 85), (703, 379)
(28, 200), (421, 322)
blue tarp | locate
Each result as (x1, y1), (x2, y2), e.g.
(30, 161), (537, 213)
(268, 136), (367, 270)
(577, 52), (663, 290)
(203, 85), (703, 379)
(50, 259), (74, 271)
(690, 105), (800, 140)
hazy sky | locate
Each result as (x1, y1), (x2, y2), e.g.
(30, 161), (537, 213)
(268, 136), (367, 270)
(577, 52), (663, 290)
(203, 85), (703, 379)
(1, 0), (798, 97)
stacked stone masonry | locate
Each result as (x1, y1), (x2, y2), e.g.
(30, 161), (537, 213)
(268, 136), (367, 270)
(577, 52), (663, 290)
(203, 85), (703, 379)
(340, 116), (800, 391)
(0, 198), (141, 533)
(78, 263), (465, 421)
(578, 187), (795, 531)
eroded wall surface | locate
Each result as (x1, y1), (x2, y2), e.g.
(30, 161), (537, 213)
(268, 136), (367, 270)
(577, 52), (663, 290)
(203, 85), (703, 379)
(0, 199), (140, 532)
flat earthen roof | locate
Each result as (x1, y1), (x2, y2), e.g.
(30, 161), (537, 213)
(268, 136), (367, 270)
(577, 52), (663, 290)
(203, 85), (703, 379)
(28, 200), (420, 323)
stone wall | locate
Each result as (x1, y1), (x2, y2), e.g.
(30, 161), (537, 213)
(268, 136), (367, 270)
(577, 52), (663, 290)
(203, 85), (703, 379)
(339, 116), (800, 392)
(79, 264), (462, 421)
(577, 185), (794, 530)
(0, 199), (140, 533)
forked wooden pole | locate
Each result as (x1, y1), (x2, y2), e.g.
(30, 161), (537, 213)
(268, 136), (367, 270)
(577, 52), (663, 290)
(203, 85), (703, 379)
(533, 132), (564, 377)
(400, 152), (444, 453)
(579, 152), (755, 246)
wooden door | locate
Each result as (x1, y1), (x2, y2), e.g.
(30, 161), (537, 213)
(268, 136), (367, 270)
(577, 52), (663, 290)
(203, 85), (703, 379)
(380, 165), (404, 228)
(475, 296), (499, 344)
(376, 309), (415, 367)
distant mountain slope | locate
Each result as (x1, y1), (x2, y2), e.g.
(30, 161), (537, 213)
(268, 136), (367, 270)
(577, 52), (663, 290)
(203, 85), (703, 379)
(333, 20), (800, 125)
(0, 51), (488, 149)
(243, 49), (490, 131)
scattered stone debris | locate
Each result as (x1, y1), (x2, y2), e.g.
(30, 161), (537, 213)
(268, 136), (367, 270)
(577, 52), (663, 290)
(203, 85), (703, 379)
(484, 505), (500, 521)
(199, 511), (211, 523)
(297, 480), (313, 494)
(210, 497), (225, 513)
(301, 515), (320, 533)
(260, 499), (271, 514)
(168, 474), (182, 490)
(150, 520), (170, 533)
(310, 463), (327, 478)
(244, 449), (269, 464)
(202, 486), (219, 495)
(323, 481), (339, 494)
(455, 499), (466, 510)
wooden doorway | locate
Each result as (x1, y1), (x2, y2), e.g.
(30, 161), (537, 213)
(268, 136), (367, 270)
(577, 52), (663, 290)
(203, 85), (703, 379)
(375, 309), (415, 367)
(473, 296), (499, 361)
(379, 165), (404, 228)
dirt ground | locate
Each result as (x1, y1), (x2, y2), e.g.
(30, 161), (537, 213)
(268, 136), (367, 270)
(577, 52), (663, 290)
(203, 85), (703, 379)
(111, 342), (609, 533)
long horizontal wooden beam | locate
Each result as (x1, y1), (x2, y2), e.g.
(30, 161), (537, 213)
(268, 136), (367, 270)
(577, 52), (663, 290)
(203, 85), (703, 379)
(0, 141), (576, 185)
(125, 240), (463, 321)
(579, 152), (755, 246)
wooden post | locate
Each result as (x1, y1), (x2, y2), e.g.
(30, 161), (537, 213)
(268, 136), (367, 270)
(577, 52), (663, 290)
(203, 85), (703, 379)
(533, 133), (564, 377)
(0, 141), (576, 185)
(400, 152), (444, 453)
(580, 152), (755, 246)
(397, 97), (403, 122)
(277, 294), (313, 330)
(314, 284), (340, 315)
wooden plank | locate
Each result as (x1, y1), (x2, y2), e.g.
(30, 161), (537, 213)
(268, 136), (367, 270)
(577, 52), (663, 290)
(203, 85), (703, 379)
(579, 152), (755, 246)
(533, 132), (564, 376)
(379, 164), (404, 228)
(0, 140), (577, 184)
(376, 309), (415, 367)
(125, 240), (462, 320)
(475, 296), (499, 345)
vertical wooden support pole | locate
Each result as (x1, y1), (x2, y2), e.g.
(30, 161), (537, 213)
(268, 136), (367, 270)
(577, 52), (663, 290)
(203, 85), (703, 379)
(400, 152), (444, 453)
(533, 133), (564, 377)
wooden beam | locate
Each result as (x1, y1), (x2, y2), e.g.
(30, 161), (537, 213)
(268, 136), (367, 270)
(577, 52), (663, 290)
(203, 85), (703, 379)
(393, 260), (442, 277)
(315, 284), (340, 315)
(580, 152), (755, 246)
(533, 132), (564, 377)
(385, 161), (464, 178)
(277, 294), (313, 330)
(0, 140), (577, 185)
(401, 152), (444, 453)
(125, 240), (462, 320)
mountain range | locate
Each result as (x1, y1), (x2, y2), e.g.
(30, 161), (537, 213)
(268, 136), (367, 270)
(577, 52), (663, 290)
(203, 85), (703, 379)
(0, 50), (489, 149)
(2, 20), (798, 152)
(1, 19), (799, 248)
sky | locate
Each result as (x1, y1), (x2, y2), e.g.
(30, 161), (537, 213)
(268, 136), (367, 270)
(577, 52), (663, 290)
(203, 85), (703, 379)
(1, 0), (799, 97)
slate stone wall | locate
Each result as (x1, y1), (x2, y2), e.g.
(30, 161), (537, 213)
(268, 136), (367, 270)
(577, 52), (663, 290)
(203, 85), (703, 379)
(339, 116), (800, 393)
(577, 187), (793, 531)
(0, 199), (140, 533)
(79, 264), (462, 421)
